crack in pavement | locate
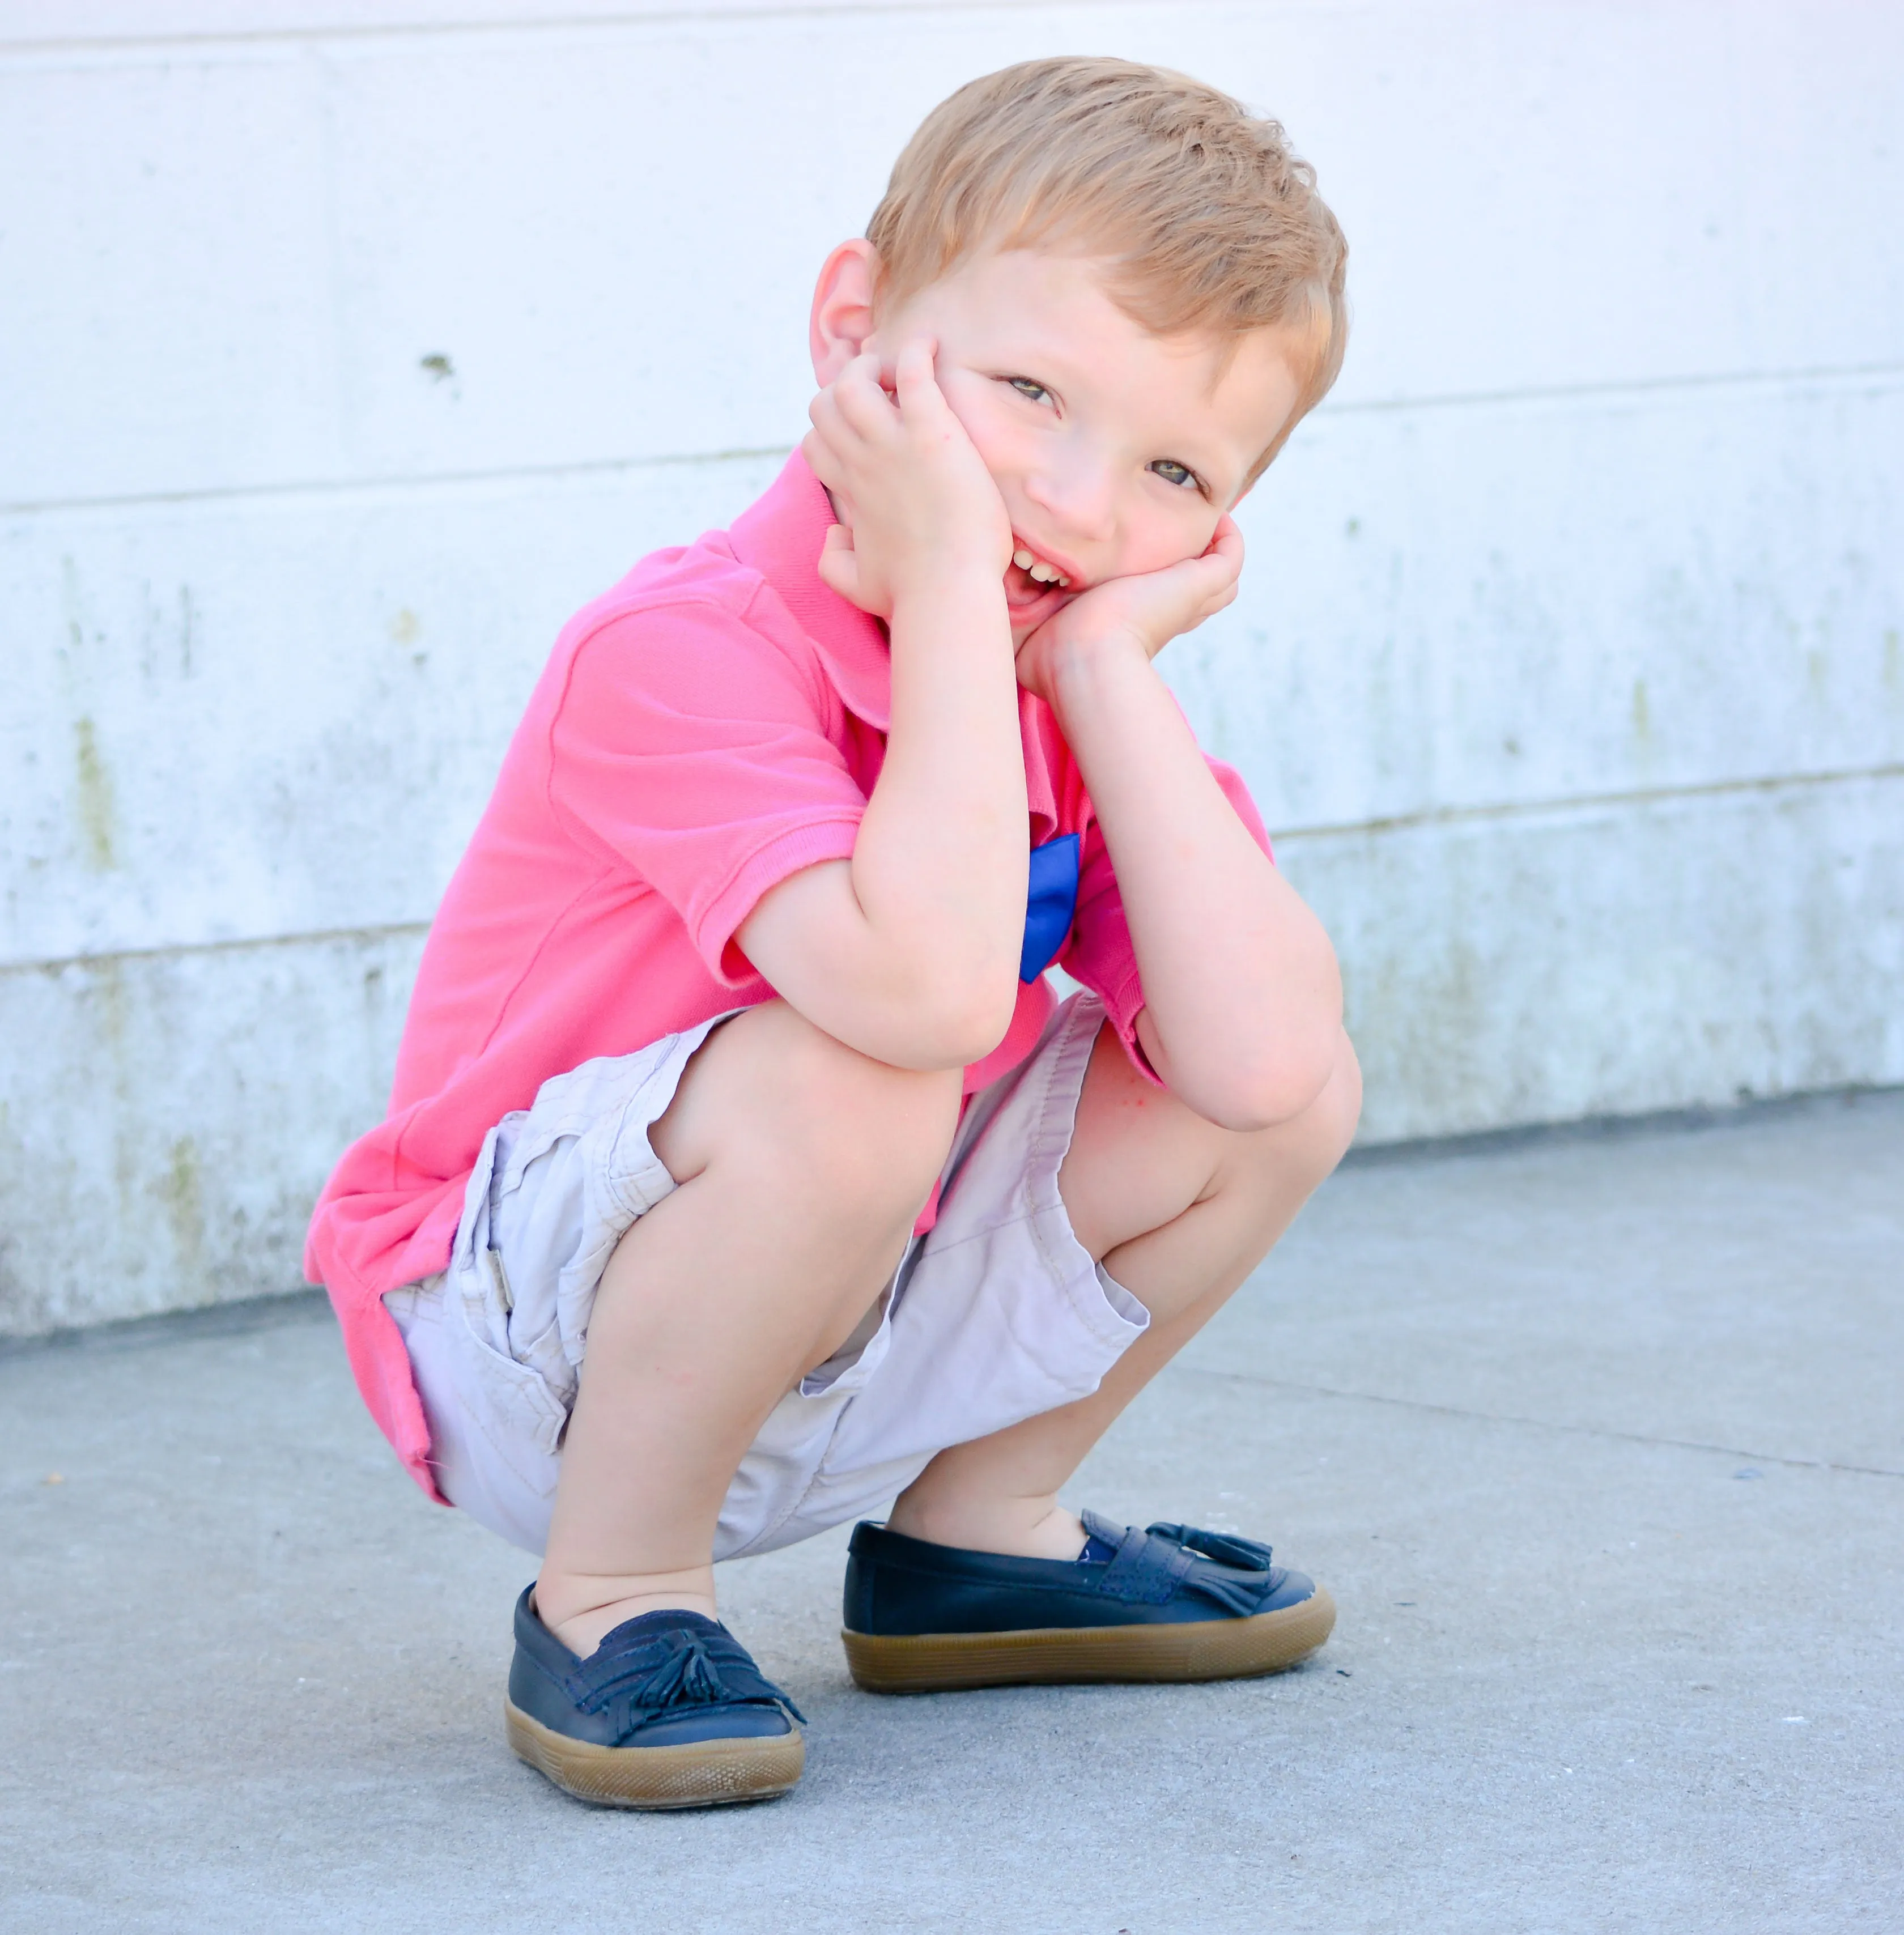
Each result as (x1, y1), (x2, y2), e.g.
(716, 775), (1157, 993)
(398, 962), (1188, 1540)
(1174, 1363), (1904, 1480)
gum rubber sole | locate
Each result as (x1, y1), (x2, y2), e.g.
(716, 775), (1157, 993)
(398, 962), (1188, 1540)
(504, 1700), (804, 1809)
(842, 1586), (1336, 1693)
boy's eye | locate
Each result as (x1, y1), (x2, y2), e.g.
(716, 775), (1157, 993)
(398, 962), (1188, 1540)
(1007, 377), (1053, 406)
(1149, 458), (1201, 491)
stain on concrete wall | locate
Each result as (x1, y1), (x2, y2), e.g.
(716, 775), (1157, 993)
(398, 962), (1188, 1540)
(70, 716), (118, 871)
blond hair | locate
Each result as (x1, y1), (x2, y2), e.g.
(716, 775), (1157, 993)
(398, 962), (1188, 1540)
(866, 57), (1349, 479)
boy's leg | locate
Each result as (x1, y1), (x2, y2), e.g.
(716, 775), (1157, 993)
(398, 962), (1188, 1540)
(534, 998), (961, 1657)
(885, 1020), (1361, 1558)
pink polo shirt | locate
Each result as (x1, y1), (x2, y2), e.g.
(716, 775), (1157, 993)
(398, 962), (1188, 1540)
(305, 452), (1272, 1500)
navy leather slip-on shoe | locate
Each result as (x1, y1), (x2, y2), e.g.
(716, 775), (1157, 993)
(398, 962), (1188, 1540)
(504, 1587), (805, 1808)
(840, 1510), (1336, 1692)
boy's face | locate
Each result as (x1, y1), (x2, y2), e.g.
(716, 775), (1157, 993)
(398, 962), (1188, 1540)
(851, 249), (1307, 640)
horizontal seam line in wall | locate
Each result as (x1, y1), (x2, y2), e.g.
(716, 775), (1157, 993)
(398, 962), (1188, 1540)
(1270, 762), (1904, 843)
(7, 4), (1103, 60)
(0, 445), (797, 520)
(7, 362), (1901, 520)
(1, 919), (430, 981)
(6, 762), (1895, 980)
(1321, 359), (1904, 418)
(1174, 1366), (1904, 1481)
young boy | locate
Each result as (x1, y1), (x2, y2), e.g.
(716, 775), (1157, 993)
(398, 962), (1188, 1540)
(308, 56), (1358, 1809)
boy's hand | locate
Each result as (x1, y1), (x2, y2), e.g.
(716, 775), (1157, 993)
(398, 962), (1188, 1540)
(802, 340), (1012, 619)
(1013, 516), (1244, 706)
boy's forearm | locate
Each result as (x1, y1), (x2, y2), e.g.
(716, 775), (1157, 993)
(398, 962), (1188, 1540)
(1049, 647), (1342, 1129)
(854, 568), (1029, 1023)
(740, 567), (1027, 1070)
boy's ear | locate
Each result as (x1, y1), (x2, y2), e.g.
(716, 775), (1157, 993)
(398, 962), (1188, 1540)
(810, 239), (881, 385)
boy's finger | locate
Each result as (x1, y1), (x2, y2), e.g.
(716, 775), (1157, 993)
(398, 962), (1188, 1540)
(807, 379), (865, 444)
(1142, 548), (1239, 632)
(1192, 546), (1243, 605)
(800, 422), (845, 487)
(806, 384), (835, 429)
(801, 433), (860, 516)
(834, 353), (899, 434)
(814, 524), (859, 597)
(892, 337), (941, 410)
(1193, 532), (1244, 593)
(1175, 545), (1240, 596)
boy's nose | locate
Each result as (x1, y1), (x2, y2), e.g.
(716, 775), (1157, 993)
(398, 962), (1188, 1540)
(1020, 459), (1118, 549)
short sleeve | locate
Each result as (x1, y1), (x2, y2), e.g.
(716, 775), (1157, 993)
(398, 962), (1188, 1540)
(545, 598), (868, 981)
(1061, 755), (1274, 1083)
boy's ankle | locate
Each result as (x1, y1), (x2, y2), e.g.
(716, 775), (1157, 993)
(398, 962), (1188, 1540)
(883, 1497), (1087, 1563)
(534, 1566), (720, 1658)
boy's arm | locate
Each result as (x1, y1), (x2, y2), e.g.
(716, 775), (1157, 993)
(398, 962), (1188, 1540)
(1025, 521), (1343, 1129)
(736, 344), (1028, 1072)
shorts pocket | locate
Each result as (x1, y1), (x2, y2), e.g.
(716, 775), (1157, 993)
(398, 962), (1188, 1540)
(449, 1247), (571, 1469)
(448, 1122), (572, 1477)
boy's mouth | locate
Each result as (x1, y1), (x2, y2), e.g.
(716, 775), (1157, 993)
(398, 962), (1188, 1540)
(1004, 537), (1076, 614)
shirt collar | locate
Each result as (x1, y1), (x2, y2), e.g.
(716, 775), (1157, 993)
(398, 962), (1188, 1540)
(725, 449), (1065, 840)
(728, 451), (893, 731)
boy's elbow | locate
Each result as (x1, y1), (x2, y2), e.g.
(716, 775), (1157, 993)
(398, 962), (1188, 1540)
(887, 968), (1020, 1073)
(1182, 1025), (1344, 1134)
(1208, 948), (1348, 1129)
(940, 980), (1022, 1069)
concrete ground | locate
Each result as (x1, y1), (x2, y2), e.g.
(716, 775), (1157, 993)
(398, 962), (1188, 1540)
(2, 1092), (1899, 1934)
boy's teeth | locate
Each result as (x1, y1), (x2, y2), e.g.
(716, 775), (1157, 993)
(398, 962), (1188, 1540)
(1012, 543), (1071, 589)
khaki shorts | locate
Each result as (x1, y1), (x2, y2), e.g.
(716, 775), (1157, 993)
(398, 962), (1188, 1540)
(385, 992), (1147, 1560)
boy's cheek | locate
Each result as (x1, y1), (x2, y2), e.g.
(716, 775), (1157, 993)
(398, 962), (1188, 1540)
(1115, 515), (1223, 581)
(934, 373), (1017, 477)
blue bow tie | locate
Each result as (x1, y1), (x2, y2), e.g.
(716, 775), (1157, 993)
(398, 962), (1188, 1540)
(1020, 833), (1081, 982)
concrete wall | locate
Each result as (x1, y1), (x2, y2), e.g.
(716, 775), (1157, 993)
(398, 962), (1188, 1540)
(3, 1), (1900, 1334)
